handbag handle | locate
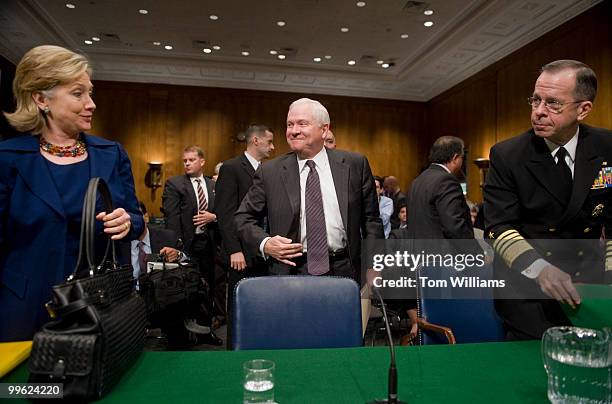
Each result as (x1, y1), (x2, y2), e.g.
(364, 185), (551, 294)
(69, 178), (117, 280)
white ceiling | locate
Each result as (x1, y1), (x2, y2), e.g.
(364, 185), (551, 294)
(0, 0), (601, 101)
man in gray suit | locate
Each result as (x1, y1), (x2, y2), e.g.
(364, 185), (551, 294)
(161, 145), (222, 346)
(235, 98), (383, 282)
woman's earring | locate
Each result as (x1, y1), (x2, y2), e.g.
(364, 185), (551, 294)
(43, 106), (50, 114)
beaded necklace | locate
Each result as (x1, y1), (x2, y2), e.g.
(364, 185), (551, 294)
(39, 136), (87, 157)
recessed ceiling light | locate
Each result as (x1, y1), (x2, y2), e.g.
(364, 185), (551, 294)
(356, 1), (366, 7)
(138, 9), (148, 15)
(65, 3), (75, 9)
(153, 41), (161, 46)
(324, 55), (332, 60)
(382, 63), (390, 68)
(269, 49), (278, 55)
(84, 40), (93, 45)
(424, 21), (434, 27)
(276, 21), (286, 27)
(92, 36), (100, 41)
(203, 48), (212, 53)
(347, 60), (356, 65)
(376, 60), (384, 64)
(400, 33), (409, 39)
(278, 54), (286, 60)
(164, 45), (173, 50)
(424, 9), (434, 15)
(313, 57), (322, 62)
(340, 27), (349, 33)
(212, 45), (221, 50)
(241, 51), (250, 56)
(209, 15), (219, 21)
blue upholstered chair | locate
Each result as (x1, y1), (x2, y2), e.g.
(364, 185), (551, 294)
(232, 276), (363, 350)
(416, 263), (506, 344)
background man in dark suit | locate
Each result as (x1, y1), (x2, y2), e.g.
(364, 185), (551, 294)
(383, 176), (407, 230)
(484, 60), (612, 340)
(407, 136), (475, 240)
(235, 98), (383, 282)
(324, 129), (336, 149)
(161, 145), (222, 346)
(215, 124), (274, 346)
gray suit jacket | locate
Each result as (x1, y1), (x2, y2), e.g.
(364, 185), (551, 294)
(235, 148), (383, 281)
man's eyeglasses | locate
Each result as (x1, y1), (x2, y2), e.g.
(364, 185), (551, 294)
(527, 96), (585, 114)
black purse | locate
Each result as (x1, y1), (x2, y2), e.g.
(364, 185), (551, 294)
(28, 178), (146, 400)
(138, 257), (205, 317)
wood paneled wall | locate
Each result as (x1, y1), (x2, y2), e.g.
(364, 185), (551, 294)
(38, 1), (610, 214)
(428, 1), (612, 203)
(89, 85), (426, 215)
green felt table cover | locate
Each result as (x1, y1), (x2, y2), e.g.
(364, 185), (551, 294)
(562, 283), (612, 330)
(3, 341), (548, 403)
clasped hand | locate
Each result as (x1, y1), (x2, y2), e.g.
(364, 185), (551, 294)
(263, 236), (303, 266)
(96, 208), (131, 240)
(193, 211), (216, 227)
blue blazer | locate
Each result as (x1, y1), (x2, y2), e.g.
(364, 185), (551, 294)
(0, 133), (144, 342)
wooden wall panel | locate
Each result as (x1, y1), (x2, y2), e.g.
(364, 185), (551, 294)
(427, 71), (498, 203)
(428, 1), (611, 203)
(86, 2), (609, 214)
(89, 84), (426, 215)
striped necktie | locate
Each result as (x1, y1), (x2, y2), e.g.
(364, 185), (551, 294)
(195, 178), (208, 212)
(305, 160), (329, 275)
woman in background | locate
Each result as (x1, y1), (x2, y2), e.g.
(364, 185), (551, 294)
(0, 45), (143, 341)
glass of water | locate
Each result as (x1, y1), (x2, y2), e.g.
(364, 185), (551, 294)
(542, 326), (611, 404)
(243, 359), (275, 404)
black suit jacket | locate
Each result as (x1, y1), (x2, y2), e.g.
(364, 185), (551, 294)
(484, 124), (612, 337)
(215, 153), (259, 265)
(161, 174), (216, 251)
(235, 148), (384, 281)
(407, 164), (476, 239)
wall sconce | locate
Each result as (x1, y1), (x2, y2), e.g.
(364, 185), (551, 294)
(473, 158), (490, 189)
(145, 161), (163, 189)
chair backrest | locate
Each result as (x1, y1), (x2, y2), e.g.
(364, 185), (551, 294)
(418, 264), (505, 344)
(232, 276), (363, 350)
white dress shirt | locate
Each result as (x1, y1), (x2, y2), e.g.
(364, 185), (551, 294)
(544, 128), (578, 178)
(131, 230), (152, 279)
(244, 151), (260, 171)
(297, 147), (346, 252)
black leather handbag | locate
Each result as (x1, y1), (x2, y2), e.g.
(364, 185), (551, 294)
(28, 178), (146, 400)
(138, 258), (205, 316)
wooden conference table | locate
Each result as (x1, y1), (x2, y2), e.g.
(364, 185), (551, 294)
(5, 340), (548, 403)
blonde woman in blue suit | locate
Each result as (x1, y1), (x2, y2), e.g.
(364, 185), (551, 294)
(0, 45), (143, 341)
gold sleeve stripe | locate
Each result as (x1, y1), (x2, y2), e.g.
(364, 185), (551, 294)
(491, 229), (534, 268)
(498, 237), (526, 263)
(493, 231), (523, 252)
(500, 239), (534, 268)
(496, 234), (525, 259)
(492, 229), (521, 249)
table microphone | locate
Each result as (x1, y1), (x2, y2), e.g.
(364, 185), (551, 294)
(367, 286), (407, 404)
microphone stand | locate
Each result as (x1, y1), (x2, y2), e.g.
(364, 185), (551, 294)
(367, 287), (407, 404)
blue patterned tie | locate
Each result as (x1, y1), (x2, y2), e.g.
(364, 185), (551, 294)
(305, 160), (329, 275)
